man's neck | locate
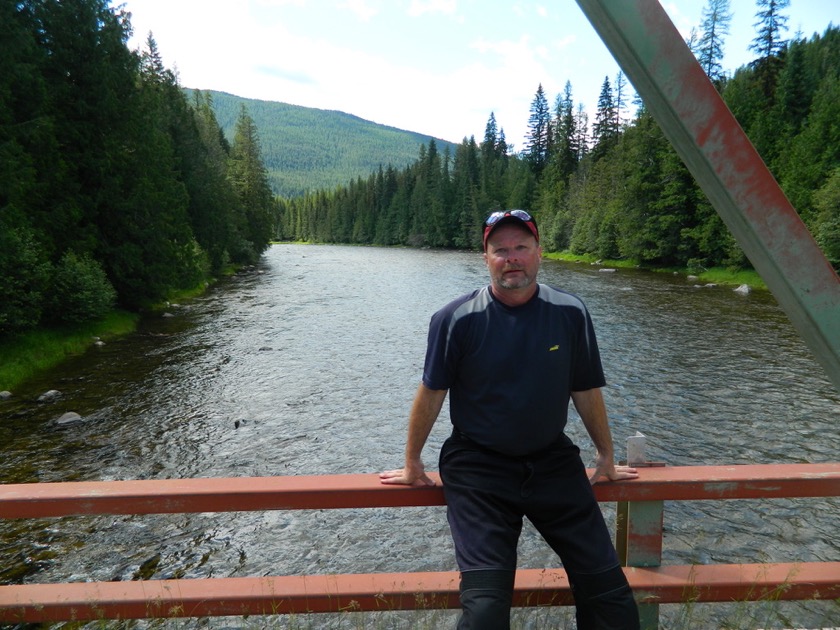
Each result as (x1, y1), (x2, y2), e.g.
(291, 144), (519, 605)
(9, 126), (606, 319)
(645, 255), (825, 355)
(490, 283), (538, 308)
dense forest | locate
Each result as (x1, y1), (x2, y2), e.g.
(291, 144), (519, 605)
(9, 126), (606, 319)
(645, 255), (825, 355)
(3, 0), (839, 342)
(196, 90), (458, 199)
(278, 0), (840, 273)
(0, 0), (276, 337)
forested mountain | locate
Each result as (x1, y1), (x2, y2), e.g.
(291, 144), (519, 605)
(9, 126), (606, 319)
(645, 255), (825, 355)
(191, 90), (458, 199)
(281, 7), (840, 273)
(3, 0), (838, 342)
(1, 0), (275, 337)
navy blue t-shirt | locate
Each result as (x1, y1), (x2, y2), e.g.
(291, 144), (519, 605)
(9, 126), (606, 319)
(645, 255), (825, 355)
(423, 284), (606, 457)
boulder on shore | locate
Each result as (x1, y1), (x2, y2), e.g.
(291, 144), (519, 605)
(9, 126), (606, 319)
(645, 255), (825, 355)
(37, 389), (62, 403)
(0, 391), (11, 400)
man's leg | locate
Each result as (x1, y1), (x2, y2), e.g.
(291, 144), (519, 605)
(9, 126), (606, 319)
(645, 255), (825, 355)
(439, 435), (525, 629)
(526, 453), (639, 629)
(567, 564), (640, 630)
(457, 569), (516, 630)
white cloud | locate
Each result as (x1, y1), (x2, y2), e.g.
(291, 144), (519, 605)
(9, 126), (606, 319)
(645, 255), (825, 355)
(256, 0), (307, 6)
(407, 0), (457, 18)
(338, 0), (380, 22)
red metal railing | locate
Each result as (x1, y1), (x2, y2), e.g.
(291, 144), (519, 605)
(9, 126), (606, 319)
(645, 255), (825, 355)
(1, 463), (839, 628)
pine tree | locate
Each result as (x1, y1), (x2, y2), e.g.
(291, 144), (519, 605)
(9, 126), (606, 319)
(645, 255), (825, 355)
(480, 113), (505, 209)
(176, 89), (239, 273)
(553, 81), (578, 183)
(229, 105), (275, 261)
(524, 84), (551, 176)
(698, 0), (732, 85)
(749, 0), (790, 97)
(592, 76), (618, 159)
(451, 137), (482, 248)
(481, 112), (498, 159)
(614, 72), (629, 128)
(812, 168), (840, 266)
(574, 103), (590, 160)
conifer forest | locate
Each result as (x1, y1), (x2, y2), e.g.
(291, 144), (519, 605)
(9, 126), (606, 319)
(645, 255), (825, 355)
(280, 2), (840, 273)
(2, 0), (839, 339)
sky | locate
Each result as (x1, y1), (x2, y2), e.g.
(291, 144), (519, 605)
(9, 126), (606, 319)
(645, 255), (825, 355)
(120, 1), (839, 149)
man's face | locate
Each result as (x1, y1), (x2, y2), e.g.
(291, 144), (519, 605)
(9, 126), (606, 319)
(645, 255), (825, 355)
(483, 223), (542, 296)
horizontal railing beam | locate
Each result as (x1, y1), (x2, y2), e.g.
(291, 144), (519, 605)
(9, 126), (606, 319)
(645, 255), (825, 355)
(2, 563), (838, 622)
(1, 464), (839, 519)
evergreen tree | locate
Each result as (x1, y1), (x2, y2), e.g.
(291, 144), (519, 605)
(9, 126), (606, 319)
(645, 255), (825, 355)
(497, 127), (509, 156)
(614, 72), (629, 128)
(778, 73), (840, 225)
(30, 0), (139, 260)
(749, 0), (790, 97)
(698, 0), (732, 85)
(812, 168), (840, 266)
(0, 223), (51, 335)
(773, 35), (812, 138)
(524, 84), (551, 176)
(452, 137), (482, 249)
(481, 112), (499, 159)
(480, 113), (503, 206)
(574, 103), (590, 160)
(592, 76), (618, 159)
(229, 105), (275, 261)
(0, 0), (53, 333)
(553, 81), (578, 183)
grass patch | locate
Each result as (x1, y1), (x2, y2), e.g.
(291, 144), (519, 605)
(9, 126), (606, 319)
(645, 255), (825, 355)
(0, 274), (226, 392)
(543, 251), (640, 269)
(543, 251), (768, 290)
(693, 267), (766, 289)
(0, 310), (139, 392)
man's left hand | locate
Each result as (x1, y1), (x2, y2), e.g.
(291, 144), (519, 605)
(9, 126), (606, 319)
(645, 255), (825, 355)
(589, 454), (639, 484)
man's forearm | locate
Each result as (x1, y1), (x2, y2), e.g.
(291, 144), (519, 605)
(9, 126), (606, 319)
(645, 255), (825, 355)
(571, 387), (615, 458)
(405, 383), (447, 461)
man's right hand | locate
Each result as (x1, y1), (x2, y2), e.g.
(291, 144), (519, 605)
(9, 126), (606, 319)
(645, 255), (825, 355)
(379, 459), (436, 486)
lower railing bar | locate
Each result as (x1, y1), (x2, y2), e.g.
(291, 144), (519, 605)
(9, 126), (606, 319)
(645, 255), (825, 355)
(2, 563), (838, 623)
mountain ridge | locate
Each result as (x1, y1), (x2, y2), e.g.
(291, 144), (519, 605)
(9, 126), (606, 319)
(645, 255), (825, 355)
(190, 89), (459, 198)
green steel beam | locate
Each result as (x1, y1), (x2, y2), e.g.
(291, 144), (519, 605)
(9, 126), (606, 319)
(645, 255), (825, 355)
(576, 0), (840, 393)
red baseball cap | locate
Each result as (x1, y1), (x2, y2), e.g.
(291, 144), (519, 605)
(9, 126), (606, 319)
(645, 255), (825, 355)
(483, 210), (539, 250)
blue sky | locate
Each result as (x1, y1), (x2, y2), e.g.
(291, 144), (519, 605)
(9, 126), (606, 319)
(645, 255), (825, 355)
(121, 1), (839, 148)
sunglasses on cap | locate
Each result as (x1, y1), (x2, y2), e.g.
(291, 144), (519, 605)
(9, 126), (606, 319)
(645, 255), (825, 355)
(484, 209), (534, 227)
(483, 210), (539, 249)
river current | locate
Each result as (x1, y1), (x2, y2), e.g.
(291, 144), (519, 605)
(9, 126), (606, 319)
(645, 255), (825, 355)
(1, 244), (838, 628)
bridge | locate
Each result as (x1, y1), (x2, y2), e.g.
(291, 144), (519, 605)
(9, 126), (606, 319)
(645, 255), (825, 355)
(1, 463), (839, 628)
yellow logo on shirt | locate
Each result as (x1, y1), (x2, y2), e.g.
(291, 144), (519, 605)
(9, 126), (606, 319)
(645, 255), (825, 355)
(549, 345), (559, 351)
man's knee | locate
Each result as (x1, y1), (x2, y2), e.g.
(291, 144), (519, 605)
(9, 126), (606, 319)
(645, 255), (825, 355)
(457, 569), (515, 630)
(568, 565), (640, 630)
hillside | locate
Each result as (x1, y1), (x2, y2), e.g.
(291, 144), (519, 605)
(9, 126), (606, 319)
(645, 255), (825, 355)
(191, 90), (459, 198)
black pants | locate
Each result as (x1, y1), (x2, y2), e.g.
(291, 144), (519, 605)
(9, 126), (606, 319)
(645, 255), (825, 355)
(440, 433), (640, 630)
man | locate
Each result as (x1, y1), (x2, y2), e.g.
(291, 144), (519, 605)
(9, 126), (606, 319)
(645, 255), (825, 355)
(380, 209), (640, 629)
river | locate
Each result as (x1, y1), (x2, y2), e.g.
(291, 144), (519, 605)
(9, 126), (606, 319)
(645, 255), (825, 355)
(1, 243), (838, 628)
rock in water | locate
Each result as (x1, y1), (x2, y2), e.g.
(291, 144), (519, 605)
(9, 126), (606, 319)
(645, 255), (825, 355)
(55, 412), (83, 426)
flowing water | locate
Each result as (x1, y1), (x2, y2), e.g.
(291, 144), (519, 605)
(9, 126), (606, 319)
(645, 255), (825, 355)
(1, 244), (838, 628)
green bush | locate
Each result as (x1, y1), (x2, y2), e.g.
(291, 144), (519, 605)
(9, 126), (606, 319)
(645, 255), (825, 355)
(0, 225), (50, 337)
(45, 252), (117, 325)
(813, 168), (840, 267)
